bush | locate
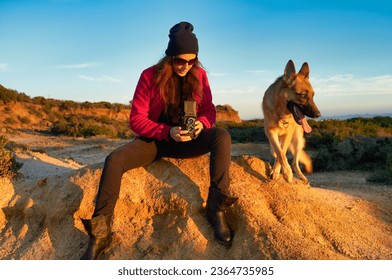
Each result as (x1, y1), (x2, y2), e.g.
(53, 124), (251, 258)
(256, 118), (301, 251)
(367, 169), (392, 184)
(49, 114), (126, 138)
(27, 104), (44, 118)
(312, 135), (392, 184)
(366, 152), (392, 184)
(313, 136), (392, 171)
(220, 119), (268, 143)
(4, 117), (17, 125)
(0, 136), (23, 178)
(306, 117), (392, 147)
(80, 123), (116, 138)
(228, 126), (267, 143)
(18, 116), (30, 124)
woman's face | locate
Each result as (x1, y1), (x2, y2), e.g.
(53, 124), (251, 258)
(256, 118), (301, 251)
(172, 53), (197, 77)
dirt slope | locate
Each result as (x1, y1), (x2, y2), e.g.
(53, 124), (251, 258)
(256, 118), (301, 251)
(0, 133), (391, 260)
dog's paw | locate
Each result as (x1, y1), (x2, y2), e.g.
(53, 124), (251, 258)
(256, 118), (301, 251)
(300, 178), (309, 185)
(284, 174), (293, 183)
(281, 168), (293, 183)
(271, 172), (280, 180)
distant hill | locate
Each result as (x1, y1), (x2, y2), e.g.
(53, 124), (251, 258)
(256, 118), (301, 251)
(0, 84), (132, 137)
(320, 113), (392, 120)
(0, 84), (241, 137)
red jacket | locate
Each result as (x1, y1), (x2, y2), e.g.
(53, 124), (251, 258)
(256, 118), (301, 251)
(129, 66), (216, 141)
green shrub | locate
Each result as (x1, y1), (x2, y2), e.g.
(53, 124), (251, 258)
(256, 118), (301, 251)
(49, 114), (125, 138)
(27, 104), (43, 118)
(3, 106), (12, 113)
(366, 169), (392, 184)
(306, 117), (392, 147)
(18, 116), (30, 124)
(313, 136), (392, 171)
(220, 119), (268, 143)
(4, 117), (17, 125)
(366, 152), (392, 184)
(80, 124), (115, 138)
(0, 136), (23, 178)
(312, 135), (392, 184)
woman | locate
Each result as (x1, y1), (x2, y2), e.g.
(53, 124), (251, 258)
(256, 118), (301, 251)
(80, 22), (237, 260)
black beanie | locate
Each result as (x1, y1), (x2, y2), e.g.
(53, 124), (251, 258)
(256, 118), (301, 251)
(165, 22), (199, 56)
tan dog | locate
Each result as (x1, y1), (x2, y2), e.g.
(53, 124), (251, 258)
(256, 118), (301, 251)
(262, 60), (321, 183)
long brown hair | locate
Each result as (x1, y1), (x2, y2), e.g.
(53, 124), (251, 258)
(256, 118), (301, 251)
(154, 56), (203, 116)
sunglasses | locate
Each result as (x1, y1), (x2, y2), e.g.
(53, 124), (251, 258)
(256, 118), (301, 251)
(172, 57), (197, 66)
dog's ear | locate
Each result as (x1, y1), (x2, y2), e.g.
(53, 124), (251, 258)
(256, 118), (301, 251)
(298, 62), (310, 79)
(283, 60), (296, 85)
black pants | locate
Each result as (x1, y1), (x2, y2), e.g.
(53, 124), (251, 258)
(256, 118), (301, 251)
(93, 127), (231, 216)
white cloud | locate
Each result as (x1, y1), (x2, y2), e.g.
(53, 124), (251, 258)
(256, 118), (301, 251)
(214, 86), (259, 96)
(313, 74), (392, 96)
(210, 72), (229, 77)
(211, 69), (266, 78)
(245, 70), (266, 75)
(0, 63), (9, 71)
(58, 62), (101, 69)
(78, 75), (122, 83)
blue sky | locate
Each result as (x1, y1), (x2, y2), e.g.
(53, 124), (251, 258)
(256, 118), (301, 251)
(1, 0), (391, 119)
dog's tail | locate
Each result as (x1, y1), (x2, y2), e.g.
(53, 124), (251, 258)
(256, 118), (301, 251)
(300, 151), (313, 174)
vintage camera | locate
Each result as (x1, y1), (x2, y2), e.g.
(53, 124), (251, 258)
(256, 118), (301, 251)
(179, 100), (197, 138)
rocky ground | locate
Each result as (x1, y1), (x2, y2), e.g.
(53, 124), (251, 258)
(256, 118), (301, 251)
(0, 130), (391, 260)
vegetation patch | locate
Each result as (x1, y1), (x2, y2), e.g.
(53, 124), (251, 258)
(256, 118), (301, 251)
(0, 136), (23, 179)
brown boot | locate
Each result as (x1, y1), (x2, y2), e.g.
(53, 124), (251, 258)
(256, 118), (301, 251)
(206, 187), (238, 245)
(80, 214), (112, 260)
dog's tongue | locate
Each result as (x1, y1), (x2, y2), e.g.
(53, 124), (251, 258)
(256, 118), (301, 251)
(289, 102), (313, 133)
(301, 116), (312, 133)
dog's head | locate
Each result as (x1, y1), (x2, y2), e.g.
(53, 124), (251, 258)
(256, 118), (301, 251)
(282, 60), (321, 132)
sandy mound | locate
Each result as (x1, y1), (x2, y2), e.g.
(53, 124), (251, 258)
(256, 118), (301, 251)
(1, 150), (391, 260)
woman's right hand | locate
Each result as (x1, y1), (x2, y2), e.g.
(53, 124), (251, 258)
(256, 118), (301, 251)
(170, 126), (192, 142)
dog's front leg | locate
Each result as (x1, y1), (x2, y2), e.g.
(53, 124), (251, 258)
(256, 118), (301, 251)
(271, 156), (282, 180)
(279, 131), (296, 183)
(265, 132), (281, 179)
(267, 132), (293, 182)
(289, 127), (310, 183)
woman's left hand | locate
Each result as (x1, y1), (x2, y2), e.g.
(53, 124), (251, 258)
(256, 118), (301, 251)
(193, 120), (204, 138)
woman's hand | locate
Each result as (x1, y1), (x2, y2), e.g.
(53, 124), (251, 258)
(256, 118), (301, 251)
(170, 121), (204, 142)
(170, 126), (192, 142)
(193, 120), (204, 138)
